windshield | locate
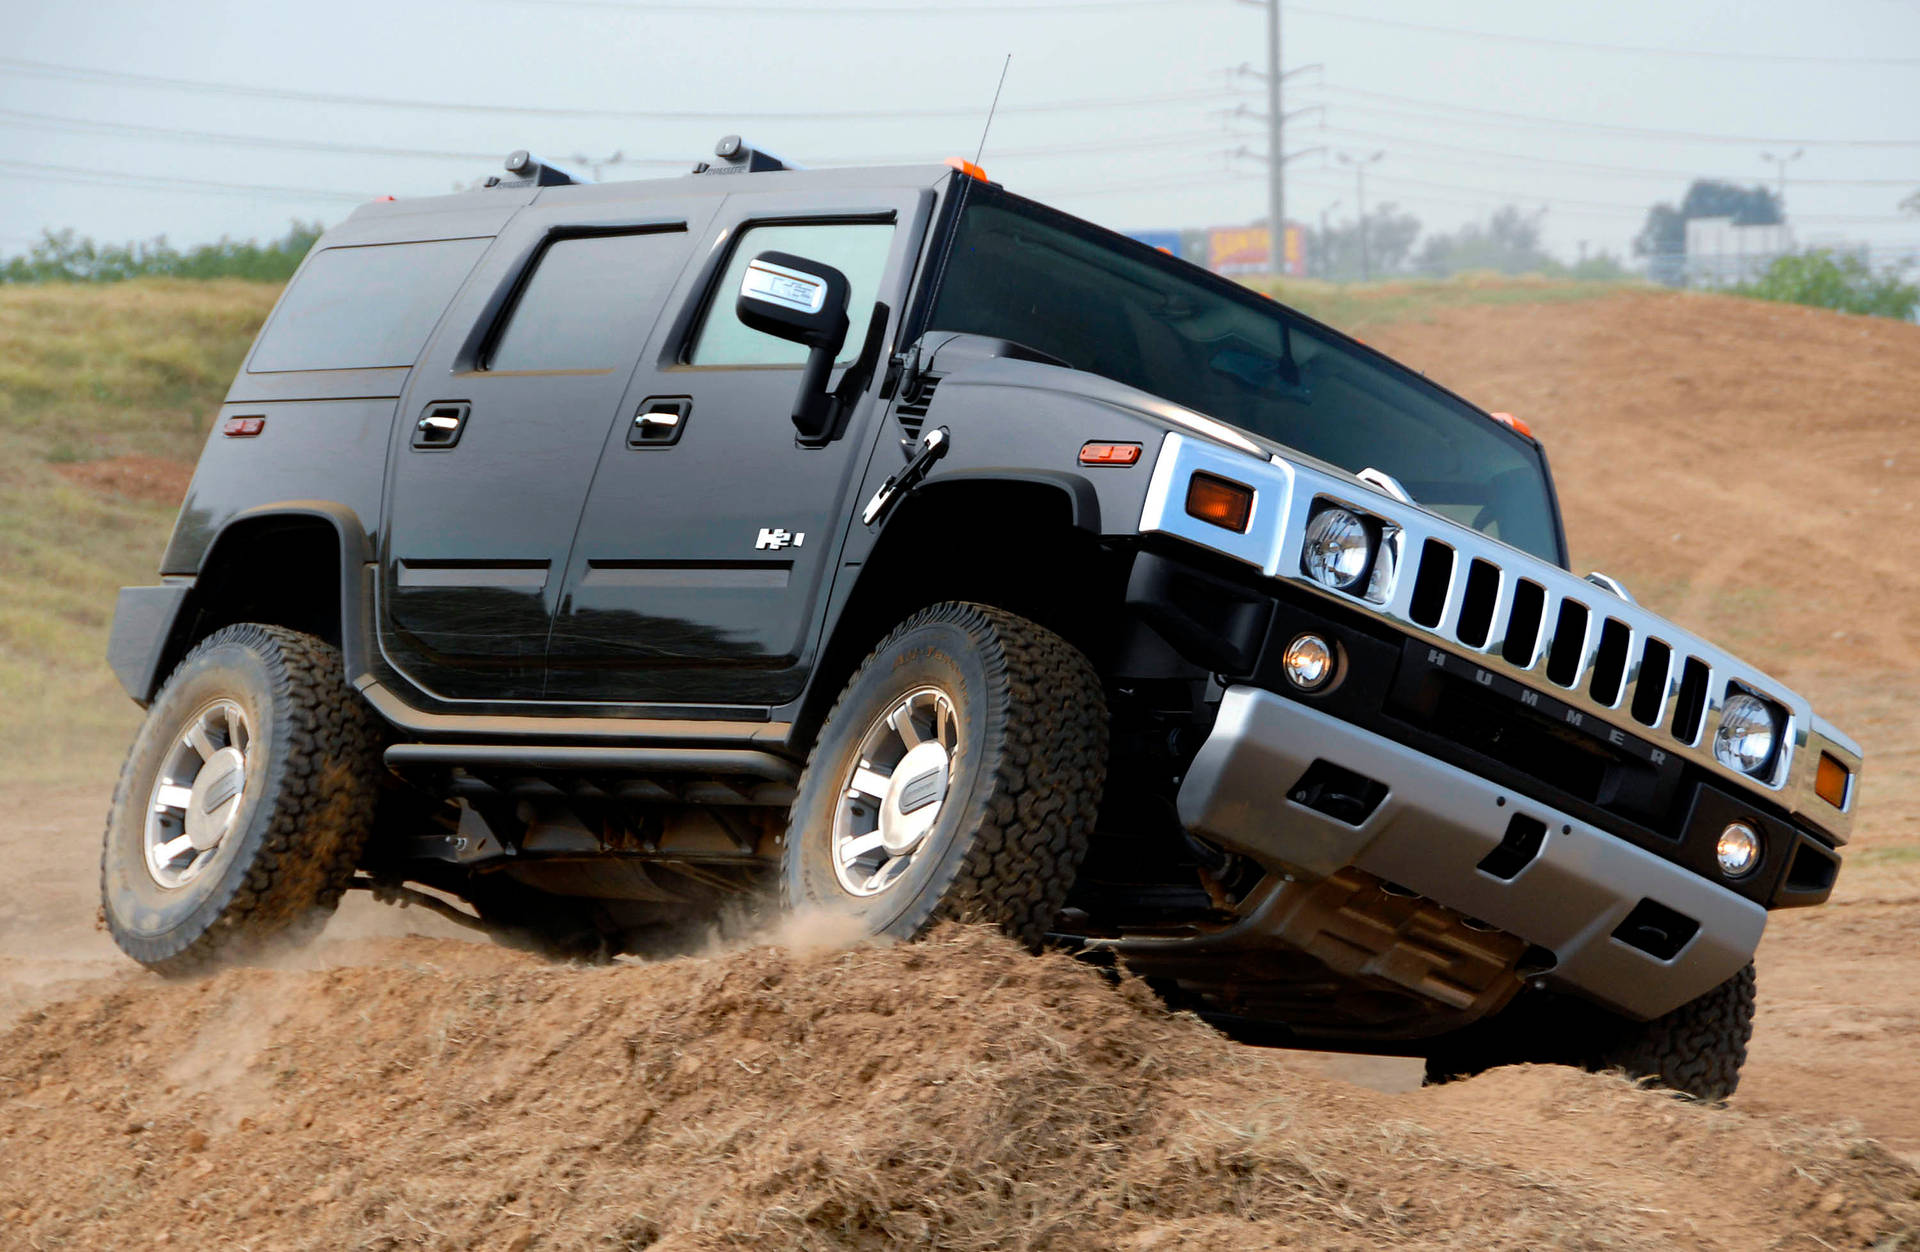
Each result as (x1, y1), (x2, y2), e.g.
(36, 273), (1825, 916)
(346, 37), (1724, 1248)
(925, 188), (1564, 564)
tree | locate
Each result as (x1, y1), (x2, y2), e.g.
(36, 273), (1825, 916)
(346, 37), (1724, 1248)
(0, 222), (323, 283)
(1414, 205), (1555, 276)
(1634, 180), (1782, 285)
(1734, 250), (1919, 320)
(1305, 203), (1421, 281)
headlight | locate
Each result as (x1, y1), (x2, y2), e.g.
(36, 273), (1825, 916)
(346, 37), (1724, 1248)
(1302, 507), (1373, 591)
(1713, 693), (1781, 776)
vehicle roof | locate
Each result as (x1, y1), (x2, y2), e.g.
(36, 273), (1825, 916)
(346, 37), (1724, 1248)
(344, 162), (959, 226)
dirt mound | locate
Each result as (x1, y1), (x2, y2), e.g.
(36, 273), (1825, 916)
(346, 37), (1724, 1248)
(2, 926), (1914, 1251)
(52, 454), (194, 505)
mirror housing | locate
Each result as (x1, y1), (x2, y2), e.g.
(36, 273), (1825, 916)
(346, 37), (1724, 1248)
(736, 250), (851, 440)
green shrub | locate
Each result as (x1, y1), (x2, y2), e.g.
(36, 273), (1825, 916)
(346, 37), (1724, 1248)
(0, 222), (322, 284)
(1735, 250), (1920, 320)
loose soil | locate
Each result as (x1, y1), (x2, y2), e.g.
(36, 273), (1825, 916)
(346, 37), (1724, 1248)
(5, 289), (1919, 1249)
(52, 454), (194, 506)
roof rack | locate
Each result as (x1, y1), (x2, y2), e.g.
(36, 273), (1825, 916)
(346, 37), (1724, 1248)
(692, 135), (795, 176)
(483, 150), (583, 190)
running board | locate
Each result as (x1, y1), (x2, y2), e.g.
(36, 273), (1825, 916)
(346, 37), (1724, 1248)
(383, 743), (800, 782)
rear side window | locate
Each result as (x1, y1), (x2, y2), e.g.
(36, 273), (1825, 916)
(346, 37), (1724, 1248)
(249, 238), (489, 373)
(487, 228), (689, 372)
(690, 222), (895, 366)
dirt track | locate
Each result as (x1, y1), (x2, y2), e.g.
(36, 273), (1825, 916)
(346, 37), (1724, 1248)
(5, 288), (1919, 1248)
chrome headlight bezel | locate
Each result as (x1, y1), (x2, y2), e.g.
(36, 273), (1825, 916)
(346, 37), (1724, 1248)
(1301, 500), (1400, 605)
(1713, 690), (1784, 778)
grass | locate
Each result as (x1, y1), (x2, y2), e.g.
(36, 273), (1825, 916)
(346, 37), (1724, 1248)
(0, 272), (1650, 785)
(1252, 271), (1648, 336)
(0, 279), (280, 782)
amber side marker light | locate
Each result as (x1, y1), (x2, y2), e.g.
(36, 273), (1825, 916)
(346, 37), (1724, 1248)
(1079, 441), (1141, 466)
(1185, 472), (1254, 533)
(1815, 752), (1850, 808)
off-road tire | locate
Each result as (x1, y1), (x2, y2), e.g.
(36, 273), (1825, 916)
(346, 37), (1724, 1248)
(101, 623), (382, 974)
(1593, 962), (1756, 1101)
(1424, 964), (1758, 1102)
(782, 602), (1108, 949)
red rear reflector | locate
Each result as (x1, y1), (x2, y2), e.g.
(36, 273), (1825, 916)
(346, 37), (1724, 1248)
(1489, 410), (1534, 438)
(1079, 441), (1141, 466)
(223, 416), (265, 437)
(1815, 753), (1850, 808)
(1185, 472), (1254, 533)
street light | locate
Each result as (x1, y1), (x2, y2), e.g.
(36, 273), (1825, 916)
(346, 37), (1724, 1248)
(1338, 150), (1385, 281)
(1760, 148), (1804, 214)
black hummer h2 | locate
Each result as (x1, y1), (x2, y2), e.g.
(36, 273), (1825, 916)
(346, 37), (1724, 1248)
(102, 141), (1863, 1099)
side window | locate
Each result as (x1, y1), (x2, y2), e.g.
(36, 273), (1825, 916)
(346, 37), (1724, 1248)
(248, 238), (489, 372)
(689, 222), (895, 366)
(488, 228), (688, 372)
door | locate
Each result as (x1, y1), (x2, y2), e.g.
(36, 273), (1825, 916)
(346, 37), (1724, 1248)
(379, 197), (716, 701)
(544, 188), (934, 706)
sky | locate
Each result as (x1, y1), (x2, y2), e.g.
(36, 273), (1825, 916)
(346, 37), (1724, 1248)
(4, 0), (1919, 268)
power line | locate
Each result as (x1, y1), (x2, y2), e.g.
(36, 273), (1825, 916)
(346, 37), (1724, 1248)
(0, 159), (369, 203)
(0, 106), (1252, 169)
(490, 0), (1190, 10)
(0, 56), (1239, 122)
(1311, 85), (1920, 148)
(1285, 4), (1920, 67)
(1301, 122), (1920, 188)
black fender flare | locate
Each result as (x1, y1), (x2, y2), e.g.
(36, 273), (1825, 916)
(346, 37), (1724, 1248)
(109, 502), (373, 704)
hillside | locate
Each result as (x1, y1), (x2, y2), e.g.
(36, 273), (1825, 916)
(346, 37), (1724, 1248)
(3, 278), (1918, 1249)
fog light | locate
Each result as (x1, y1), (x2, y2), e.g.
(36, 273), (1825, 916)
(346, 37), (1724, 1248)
(1716, 821), (1761, 878)
(1282, 633), (1335, 691)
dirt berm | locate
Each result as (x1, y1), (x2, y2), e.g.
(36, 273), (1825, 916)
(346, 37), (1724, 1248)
(2, 926), (1914, 1251)
(5, 286), (1920, 1250)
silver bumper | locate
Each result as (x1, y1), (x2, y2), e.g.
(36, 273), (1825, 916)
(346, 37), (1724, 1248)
(1177, 686), (1766, 1021)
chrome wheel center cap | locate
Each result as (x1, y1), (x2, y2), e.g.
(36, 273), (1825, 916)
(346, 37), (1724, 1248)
(185, 746), (247, 851)
(880, 740), (950, 856)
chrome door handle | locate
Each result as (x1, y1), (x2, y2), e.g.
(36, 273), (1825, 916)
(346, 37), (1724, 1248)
(628, 397), (691, 448)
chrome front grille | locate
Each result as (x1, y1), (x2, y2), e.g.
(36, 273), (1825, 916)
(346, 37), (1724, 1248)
(1405, 537), (1715, 756)
(1138, 430), (1862, 842)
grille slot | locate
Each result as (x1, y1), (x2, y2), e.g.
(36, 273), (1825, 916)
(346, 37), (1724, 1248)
(1672, 656), (1712, 745)
(1589, 618), (1632, 706)
(893, 374), (941, 440)
(1409, 539), (1454, 628)
(1501, 579), (1547, 667)
(1456, 559), (1501, 648)
(1545, 599), (1590, 688)
(1631, 639), (1673, 727)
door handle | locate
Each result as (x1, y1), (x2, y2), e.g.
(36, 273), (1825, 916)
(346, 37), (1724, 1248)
(628, 397), (692, 448)
(412, 401), (471, 450)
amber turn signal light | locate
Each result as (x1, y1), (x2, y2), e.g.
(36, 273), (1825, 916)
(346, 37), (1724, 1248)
(1079, 441), (1141, 466)
(1815, 752), (1850, 808)
(1185, 472), (1254, 533)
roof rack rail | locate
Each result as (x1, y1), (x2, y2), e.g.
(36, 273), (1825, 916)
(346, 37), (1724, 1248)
(484, 150), (583, 190)
(692, 135), (795, 176)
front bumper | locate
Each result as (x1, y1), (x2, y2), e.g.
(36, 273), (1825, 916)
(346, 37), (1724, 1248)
(1176, 686), (1767, 1021)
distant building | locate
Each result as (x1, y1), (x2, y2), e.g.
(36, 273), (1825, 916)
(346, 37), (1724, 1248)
(1684, 217), (1793, 287)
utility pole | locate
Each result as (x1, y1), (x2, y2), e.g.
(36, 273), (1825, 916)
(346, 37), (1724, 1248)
(1338, 150), (1384, 281)
(1319, 199), (1339, 278)
(1266, 0), (1284, 288)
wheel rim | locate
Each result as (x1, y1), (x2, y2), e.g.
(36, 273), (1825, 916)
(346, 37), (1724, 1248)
(831, 686), (959, 897)
(142, 698), (254, 890)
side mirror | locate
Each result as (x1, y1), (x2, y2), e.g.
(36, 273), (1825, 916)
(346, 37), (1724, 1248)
(736, 250), (850, 440)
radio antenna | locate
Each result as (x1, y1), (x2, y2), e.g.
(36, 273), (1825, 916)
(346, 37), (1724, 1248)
(973, 54), (1012, 169)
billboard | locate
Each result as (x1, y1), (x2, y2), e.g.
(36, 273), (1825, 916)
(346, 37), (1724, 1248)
(1205, 224), (1305, 277)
